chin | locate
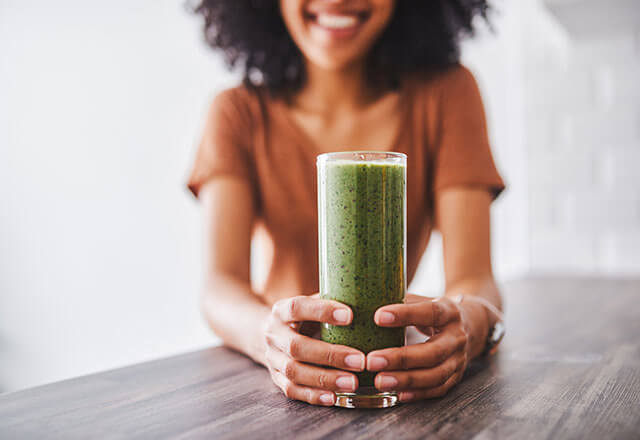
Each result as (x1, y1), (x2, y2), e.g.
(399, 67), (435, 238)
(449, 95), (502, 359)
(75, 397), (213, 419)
(281, 0), (394, 73)
(304, 51), (366, 72)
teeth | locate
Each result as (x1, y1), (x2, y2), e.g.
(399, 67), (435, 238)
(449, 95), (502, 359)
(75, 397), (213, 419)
(316, 13), (359, 29)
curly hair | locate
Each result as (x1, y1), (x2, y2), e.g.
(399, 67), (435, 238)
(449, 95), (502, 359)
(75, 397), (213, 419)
(192, 0), (490, 93)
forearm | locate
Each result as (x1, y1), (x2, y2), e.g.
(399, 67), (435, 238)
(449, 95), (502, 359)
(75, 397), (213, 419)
(201, 274), (270, 366)
(443, 275), (502, 359)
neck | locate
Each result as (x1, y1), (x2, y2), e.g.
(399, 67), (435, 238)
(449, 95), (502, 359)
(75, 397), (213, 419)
(294, 60), (375, 114)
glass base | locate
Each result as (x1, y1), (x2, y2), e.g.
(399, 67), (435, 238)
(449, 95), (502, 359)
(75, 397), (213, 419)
(334, 387), (398, 409)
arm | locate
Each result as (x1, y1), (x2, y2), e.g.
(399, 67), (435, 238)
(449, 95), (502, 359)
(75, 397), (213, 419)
(199, 178), (268, 365)
(437, 187), (502, 359)
(199, 178), (365, 405)
(364, 187), (502, 401)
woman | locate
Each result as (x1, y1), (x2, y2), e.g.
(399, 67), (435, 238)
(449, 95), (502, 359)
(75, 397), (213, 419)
(188, 0), (505, 406)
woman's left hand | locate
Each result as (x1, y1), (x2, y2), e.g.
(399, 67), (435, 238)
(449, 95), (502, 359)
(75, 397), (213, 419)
(366, 294), (479, 402)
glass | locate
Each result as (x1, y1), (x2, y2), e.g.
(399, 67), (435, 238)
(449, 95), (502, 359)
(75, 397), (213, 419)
(317, 151), (407, 408)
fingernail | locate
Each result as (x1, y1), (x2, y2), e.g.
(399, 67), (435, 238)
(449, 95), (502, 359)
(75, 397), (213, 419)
(378, 311), (395, 324)
(344, 354), (365, 370)
(336, 376), (356, 391)
(367, 356), (388, 371)
(377, 375), (398, 390)
(399, 392), (414, 402)
(333, 308), (350, 324)
(320, 393), (334, 405)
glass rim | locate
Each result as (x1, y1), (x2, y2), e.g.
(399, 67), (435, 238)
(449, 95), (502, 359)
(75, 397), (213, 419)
(316, 151), (406, 164)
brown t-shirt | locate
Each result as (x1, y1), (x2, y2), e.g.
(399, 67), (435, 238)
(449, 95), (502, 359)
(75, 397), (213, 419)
(188, 64), (504, 305)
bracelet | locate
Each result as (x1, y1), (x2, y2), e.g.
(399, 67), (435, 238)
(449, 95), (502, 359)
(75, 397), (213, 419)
(452, 294), (505, 357)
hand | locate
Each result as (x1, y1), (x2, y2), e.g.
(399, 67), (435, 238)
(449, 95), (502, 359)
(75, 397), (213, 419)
(263, 295), (366, 406)
(366, 294), (476, 402)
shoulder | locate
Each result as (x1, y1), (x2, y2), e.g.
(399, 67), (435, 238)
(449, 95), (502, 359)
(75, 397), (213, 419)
(207, 84), (267, 125)
(405, 64), (481, 98)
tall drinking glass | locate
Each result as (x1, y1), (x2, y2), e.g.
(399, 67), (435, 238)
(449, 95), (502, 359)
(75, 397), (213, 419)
(317, 151), (406, 408)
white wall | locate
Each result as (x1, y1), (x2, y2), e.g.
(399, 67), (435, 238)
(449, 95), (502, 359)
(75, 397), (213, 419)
(0, 0), (236, 392)
(528, 0), (640, 274)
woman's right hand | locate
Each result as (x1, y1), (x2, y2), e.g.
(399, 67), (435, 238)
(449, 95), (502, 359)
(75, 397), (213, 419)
(263, 295), (365, 406)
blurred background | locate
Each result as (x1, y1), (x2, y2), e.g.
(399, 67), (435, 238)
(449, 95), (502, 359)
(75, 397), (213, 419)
(1, 0), (638, 393)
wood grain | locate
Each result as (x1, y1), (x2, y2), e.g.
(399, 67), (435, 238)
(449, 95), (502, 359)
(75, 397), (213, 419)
(1, 277), (639, 439)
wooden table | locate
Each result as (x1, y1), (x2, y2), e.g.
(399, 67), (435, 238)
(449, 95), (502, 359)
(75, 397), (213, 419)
(1, 278), (639, 439)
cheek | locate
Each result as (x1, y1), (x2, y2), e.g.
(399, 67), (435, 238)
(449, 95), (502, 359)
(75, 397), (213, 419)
(279, 0), (307, 41)
(368, 1), (395, 34)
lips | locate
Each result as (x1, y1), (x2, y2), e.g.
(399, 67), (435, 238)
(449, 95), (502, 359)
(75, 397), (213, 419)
(305, 7), (370, 35)
(315, 13), (360, 30)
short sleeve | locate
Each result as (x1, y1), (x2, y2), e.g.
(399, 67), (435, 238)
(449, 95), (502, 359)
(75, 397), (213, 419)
(432, 66), (505, 199)
(187, 88), (254, 198)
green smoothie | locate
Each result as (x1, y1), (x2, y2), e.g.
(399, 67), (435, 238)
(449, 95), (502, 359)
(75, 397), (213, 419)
(318, 156), (406, 389)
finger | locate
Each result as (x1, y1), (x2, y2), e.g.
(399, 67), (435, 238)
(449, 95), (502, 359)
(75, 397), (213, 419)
(397, 369), (464, 402)
(404, 293), (438, 303)
(266, 348), (358, 392)
(265, 324), (365, 371)
(375, 297), (460, 328)
(366, 324), (466, 371)
(271, 371), (335, 406)
(374, 354), (464, 391)
(272, 296), (353, 325)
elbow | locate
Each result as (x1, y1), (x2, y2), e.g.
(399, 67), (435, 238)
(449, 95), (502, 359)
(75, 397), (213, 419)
(199, 272), (250, 334)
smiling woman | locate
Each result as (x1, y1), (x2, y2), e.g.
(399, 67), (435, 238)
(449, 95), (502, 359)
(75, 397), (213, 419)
(193, 0), (490, 92)
(188, 0), (504, 408)
(280, 0), (395, 72)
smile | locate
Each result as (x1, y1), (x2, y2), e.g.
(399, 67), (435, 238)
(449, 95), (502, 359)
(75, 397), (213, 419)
(306, 10), (370, 37)
(315, 13), (360, 30)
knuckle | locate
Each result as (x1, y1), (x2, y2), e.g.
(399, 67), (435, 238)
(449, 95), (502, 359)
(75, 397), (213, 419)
(287, 335), (301, 358)
(434, 387), (448, 398)
(262, 315), (276, 335)
(283, 359), (297, 380)
(399, 346), (410, 370)
(459, 322), (470, 337)
(433, 301), (443, 324)
(282, 381), (294, 399)
(272, 299), (285, 317)
(317, 372), (329, 389)
(325, 347), (337, 366)
(404, 374), (414, 389)
(287, 297), (299, 320)
(264, 328), (281, 349)
(457, 334), (468, 350)
(432, 344), (446, 363)
(305, 388), (315, 404)
(263, 332), (275, 349)
(452, 304), (462, 320)
(320, 304), (334, 322)
(438, 366), (451, 384)
(449, 358), (459, 375)
(264, 347), (275, 366)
